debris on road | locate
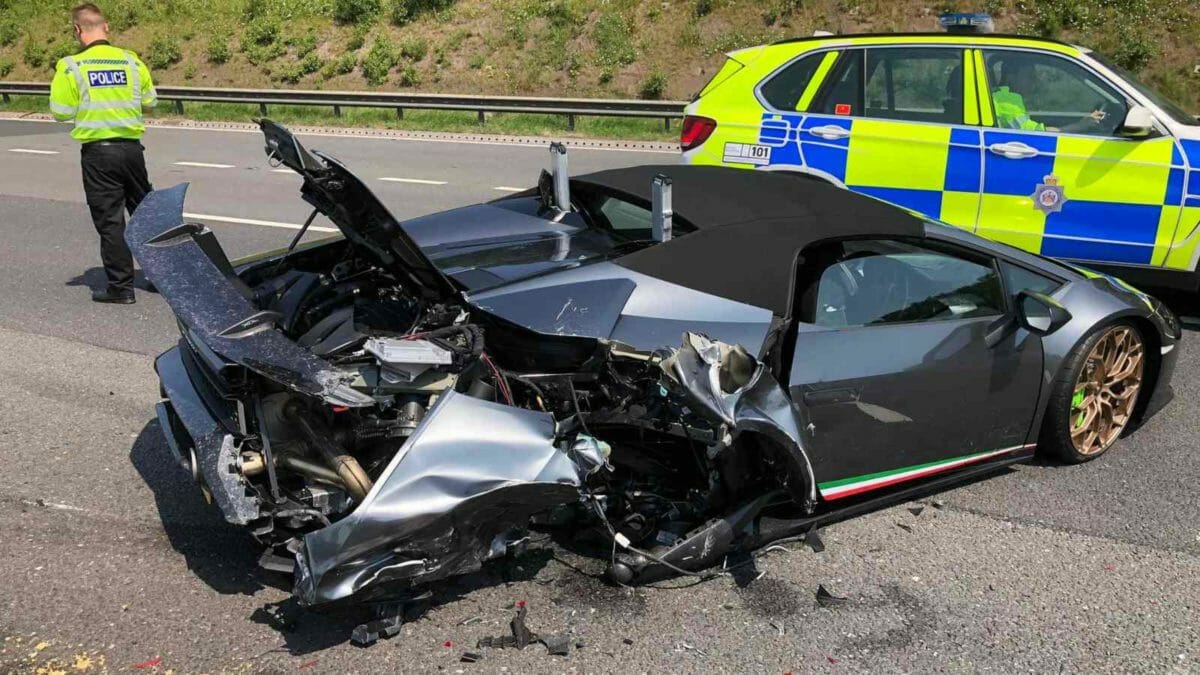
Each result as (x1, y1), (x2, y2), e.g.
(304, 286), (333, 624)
(815, 585), (848, 608)
(131, 656), (162, 669)
(805, 527), (825, 553)
(908, 505), (925, 517)
(476, 604), (571, 657)
(896, 522), (914, 533)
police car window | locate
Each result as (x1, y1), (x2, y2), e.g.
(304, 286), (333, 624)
(1090, 53), (1199, 127)
(809, 239), (1004, 327)
(760, 52), (826, 111)
(815, 49), (863, 116)
(861, 48), (965, 124)
(982, 50), (1126, 137)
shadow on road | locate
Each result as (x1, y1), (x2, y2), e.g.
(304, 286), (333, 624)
(128, 418), (280, 597)
(66, 266), (158, 294)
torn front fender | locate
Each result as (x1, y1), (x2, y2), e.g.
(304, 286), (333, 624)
(294, 389), (583, 605)
(662, 333), (818, 511)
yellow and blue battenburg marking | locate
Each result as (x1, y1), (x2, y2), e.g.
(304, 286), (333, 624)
(749, 111), (1196, 268)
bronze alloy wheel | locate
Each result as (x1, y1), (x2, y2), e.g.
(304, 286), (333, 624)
(1069, 326), (1144, 456)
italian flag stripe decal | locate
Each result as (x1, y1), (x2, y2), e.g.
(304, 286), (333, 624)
(817, 445), (1036, 501)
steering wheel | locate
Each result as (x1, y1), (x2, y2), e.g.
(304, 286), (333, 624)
(1092, 99), (1123, 128)
(840, 253), (913, 324)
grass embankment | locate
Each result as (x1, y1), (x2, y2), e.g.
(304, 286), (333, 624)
(1, 0), (1197, 138)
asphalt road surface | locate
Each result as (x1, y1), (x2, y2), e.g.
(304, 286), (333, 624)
(0, 117), (1197, 674)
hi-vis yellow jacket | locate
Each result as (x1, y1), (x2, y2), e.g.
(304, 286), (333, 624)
(49, 41), (157, 142)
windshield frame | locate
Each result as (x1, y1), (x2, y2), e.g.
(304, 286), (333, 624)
(1088, 52), (1199, 127)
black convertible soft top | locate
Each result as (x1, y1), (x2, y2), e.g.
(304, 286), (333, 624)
(571, 165), (926, 316)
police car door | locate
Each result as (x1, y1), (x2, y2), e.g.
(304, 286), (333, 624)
(802, 46), (982, 232)
(974, 48), (1179, 267)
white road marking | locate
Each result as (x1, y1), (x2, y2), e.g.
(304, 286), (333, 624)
(8, 148), (59, 155)
(183, 212), (338, 233)
(379, 177), (447, 185)
(493, 186), (524, 192)
(173, 161), (236, 169)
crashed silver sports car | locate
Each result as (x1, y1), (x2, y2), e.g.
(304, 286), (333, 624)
(137, 121), (1180, 607)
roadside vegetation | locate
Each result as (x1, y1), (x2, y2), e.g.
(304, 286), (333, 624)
(1, 0), (1197, 134)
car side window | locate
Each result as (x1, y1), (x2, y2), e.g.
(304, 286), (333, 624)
(760, 52), (827, 111)
(980, 49), (1127, 137)
(814, 49), (863, 116)
(809, 239), (1005, 328)
(1000, 260), (1062, 300)
(862, 47), (965, 124)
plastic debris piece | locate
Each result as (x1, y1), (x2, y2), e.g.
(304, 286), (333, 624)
(350, 614), (403, 647)
(805, 526), (825, 553)
(443, 640), (454, 648)
(132, 657), (163, 669)
(908, 506), (925, 517)
(623, 638), (634, 645)
(932, 499), (946, 509)
(769, 621), (786, 636)
(815, 585), (848, 608)
(895, 522), (913, 533)
(457, 616), (483, 626)
(460, 652), (482, 663)
(541, 634), (571, 657)
(826, 655), (840, 664)
(299, 659), (319, 669)
(510, 605), (533, 649)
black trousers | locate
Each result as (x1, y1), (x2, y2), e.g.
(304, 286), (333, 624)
(81, 140), (152, 293)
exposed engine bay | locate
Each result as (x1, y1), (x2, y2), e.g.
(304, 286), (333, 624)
(227, 240), (814, 604)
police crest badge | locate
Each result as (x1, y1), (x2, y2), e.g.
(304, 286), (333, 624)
(1032, 175), (1066, 215)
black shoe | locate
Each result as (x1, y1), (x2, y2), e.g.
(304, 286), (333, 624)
(92, 288), (135, 304)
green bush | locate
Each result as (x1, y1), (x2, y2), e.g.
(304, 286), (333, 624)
(321, 52), (357, 78)
(694, 0), (713, 18)
(245, 41), (286, 66)
(390, 0), (454, 25)
(146, 35), (183, 69)
(1106, 29), (1158, 72)
(334, 0), (381, 24)
(0, 19), (18, 47)
(0, 57), (14, 78)
(593, 12), (636, 68)
(292, 32), (319, 57)
(361, 37), (396, 85)
(398, 35), (428, 61)
(346, 24), (369, 51)
(48, 42), (77, 67)
(396, 63), (421, 86)
(467, 52), (485, 69)
(183, 63), (196, 80)
(300, 52), (324, 75)
(244, 17), (280, 47)
(23, 42), (47, 69)
(274, 62), (304, 83)
(105, 0), (142, 31)
(639, 69), (667, 100)
(206, 36), (231, 64)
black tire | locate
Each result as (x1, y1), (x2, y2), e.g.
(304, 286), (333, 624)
(1038, 321), (1145, 464)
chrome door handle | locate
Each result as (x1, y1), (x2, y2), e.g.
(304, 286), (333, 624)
(988, 141), (1039, 159)
(807, 124), (851, 140)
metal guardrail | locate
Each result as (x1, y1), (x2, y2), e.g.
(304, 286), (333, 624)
(0, 82), (688, 131)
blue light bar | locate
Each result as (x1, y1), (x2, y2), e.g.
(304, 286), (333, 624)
(938, 12), (995, 34)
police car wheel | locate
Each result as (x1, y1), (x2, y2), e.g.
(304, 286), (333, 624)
(1039, 321), (1145, 464)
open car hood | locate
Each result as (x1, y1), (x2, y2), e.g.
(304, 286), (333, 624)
(260, 119), (458, 301)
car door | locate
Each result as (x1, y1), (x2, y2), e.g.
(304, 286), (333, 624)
(798, 46), (984, 232)
(974, 48), (1181, 267)
(788, 236), (1043, 501)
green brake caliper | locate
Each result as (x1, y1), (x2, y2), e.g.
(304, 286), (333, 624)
(1072, 389), (1086, 428)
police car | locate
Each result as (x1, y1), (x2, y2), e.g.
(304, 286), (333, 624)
(681, 13), (1200, 291)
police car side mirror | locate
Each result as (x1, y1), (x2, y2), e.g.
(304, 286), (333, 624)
(1016, 290), (1071, 336)
(1117, 105), (1156, 139)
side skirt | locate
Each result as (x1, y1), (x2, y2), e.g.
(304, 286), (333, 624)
(747, 448), (1035, 549)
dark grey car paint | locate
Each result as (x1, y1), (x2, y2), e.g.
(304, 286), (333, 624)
(133, 161), (1180, 606)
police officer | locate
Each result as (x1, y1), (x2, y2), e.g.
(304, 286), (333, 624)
(992, 59), (1107, 134)
(50, 3), (157, 304)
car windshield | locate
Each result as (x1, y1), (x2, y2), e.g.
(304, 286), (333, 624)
(1090, 52), (1199, 126)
